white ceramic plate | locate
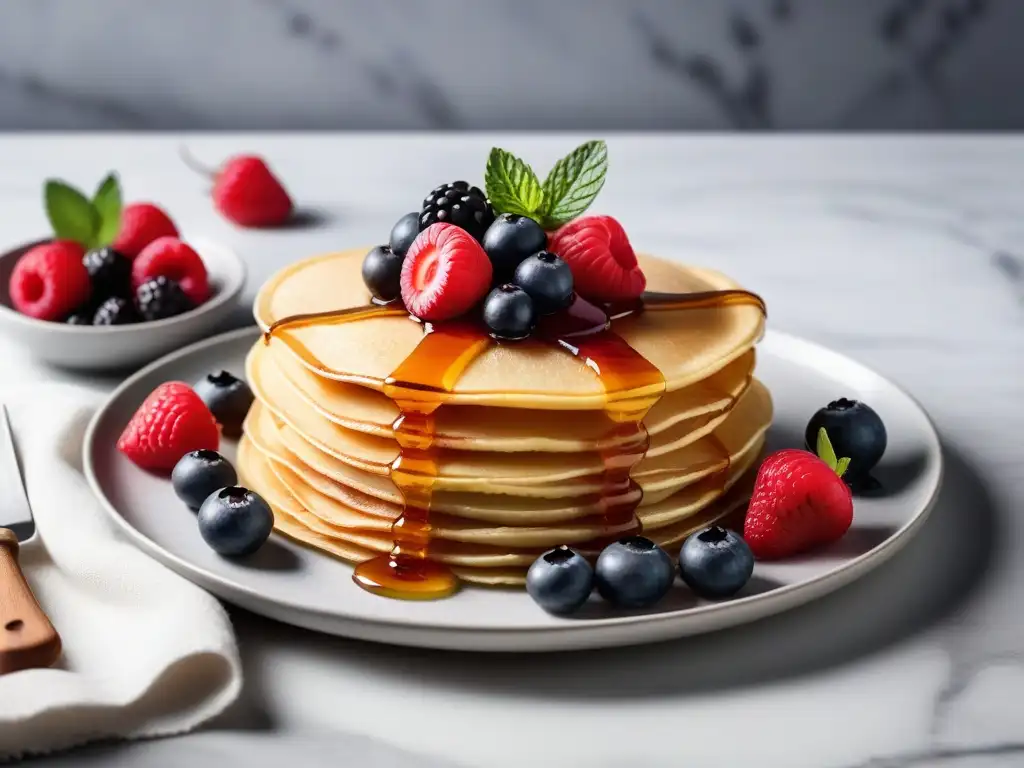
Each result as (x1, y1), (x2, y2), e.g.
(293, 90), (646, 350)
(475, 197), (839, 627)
(84, 327), (942, 652)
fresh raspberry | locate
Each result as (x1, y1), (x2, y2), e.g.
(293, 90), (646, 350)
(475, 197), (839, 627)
(743, 429), (854, 560)
(400, 223), (492, 322)
(132, 237), (209, 305)
(113, 203), (179, 259)
(213, 156), (293, 227)
(549, 215), (646, 302)
(8, 240), (90, 321)
(117, 382), (220, 471)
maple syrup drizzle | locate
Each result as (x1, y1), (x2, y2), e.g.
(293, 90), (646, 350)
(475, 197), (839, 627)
(262, 288), (766, 600)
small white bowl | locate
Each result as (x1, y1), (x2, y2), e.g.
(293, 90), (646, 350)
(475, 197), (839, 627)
(0, 237), (246, 371)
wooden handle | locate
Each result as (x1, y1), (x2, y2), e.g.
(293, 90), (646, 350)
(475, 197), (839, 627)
(0, 529), (61, 674)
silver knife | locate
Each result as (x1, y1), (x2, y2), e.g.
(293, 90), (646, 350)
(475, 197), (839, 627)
(0, 405), (61, 673)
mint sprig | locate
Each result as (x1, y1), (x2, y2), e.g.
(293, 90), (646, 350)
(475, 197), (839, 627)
(44, 173), (122, 249)
(484, 140), (608, 230)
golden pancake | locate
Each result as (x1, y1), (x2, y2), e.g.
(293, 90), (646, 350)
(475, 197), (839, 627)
(238, 436), (756, 584)
(255, 250), (764, 407)
(263, 339), (755, 448)
(243, 377), (770, 500)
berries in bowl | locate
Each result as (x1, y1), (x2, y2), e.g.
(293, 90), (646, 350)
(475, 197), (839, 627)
(0, 174), (245, 371)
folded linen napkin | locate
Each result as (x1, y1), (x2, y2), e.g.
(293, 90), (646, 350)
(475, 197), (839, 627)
(0, 385), (240, 760)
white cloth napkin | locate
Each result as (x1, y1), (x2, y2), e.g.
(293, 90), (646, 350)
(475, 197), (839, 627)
(0, 385), (241, 760)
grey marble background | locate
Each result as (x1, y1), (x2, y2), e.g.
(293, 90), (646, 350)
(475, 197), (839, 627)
(0, 0), (1018, 130)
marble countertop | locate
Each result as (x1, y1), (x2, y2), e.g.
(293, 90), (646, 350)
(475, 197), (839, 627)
(3, 134), (1023, 768)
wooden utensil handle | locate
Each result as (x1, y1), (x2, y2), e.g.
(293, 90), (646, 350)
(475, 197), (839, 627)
(0, 529), (61, 673)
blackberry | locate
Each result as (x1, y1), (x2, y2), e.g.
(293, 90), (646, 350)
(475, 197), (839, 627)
(420, 181), (494, 241)
(93, 297), (140, 326)
(136, 276), (194, 322)
(83, 247), (132, 299)
(65, 309), (93, 326)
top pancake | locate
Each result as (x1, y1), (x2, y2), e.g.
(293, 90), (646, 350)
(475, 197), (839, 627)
(254, 249), (765, 409)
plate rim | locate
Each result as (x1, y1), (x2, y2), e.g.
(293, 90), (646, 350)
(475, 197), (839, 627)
(83, 326), (943, 645)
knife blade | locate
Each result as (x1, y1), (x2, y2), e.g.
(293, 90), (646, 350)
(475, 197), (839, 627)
(0, 405), (34, 542)
(0, 405), (61, 673)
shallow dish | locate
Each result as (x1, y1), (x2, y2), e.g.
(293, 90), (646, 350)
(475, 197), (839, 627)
(84, 327), (942, 652)
(0, 238), (245, 371)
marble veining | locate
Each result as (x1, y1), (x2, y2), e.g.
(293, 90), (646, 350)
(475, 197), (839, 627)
(0, 0), (1020, 130)
(1, 135), (1022, 768)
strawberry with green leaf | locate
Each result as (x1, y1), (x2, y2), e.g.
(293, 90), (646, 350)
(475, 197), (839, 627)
(743, 428), (855, 560)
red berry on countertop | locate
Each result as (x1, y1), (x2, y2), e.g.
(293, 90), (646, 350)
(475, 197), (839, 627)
(113, 203), (179, 259)
(400, 223), (493, 322)
(117, 382), (220, 471)
(549, 215), (646, 302)
(214, 156), (293, 227)
(743, 428), (854, 560)
(132, 237), (209, 305)
(8, 240), (90, 321)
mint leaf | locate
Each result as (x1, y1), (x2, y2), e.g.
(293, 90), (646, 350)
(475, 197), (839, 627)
(92, 173), (122, 247)
(484, 147), (544, 218)
(45, 180), (99, 247)
(538, 140), (608, 229)
(835, 456), (851, 478)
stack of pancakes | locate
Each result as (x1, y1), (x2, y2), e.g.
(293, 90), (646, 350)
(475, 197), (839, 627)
(239, 249), (772, 586)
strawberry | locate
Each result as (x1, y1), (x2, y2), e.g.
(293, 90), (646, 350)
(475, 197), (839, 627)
(743, 428), (854, 560)
(113, 203), (179, 259)
(181, 149), (292, 227)
(132, 237), (209, 305)
(8, 240), (90, 321)
(548, 215), (646, 302)
(118, 382), (220, 471)
(401, 223), (493, 321)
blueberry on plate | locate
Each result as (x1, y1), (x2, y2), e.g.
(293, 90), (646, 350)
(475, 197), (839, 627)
(83, 246), (132, 299)
(194, 370), (254, 438)
(483, 284), (536, 340)
(92, 297), (139, 326)
(481, 213), (548, 282)
(595, 536), (675, 609)
(197, 486), (274, 557)
(361, 245), (405, 303)
(678, 526), (754, 599)
(805, 398), (886, 482)
(389, 212), (421, 257)
(171, 449), (238, 510)
(526, 546), (594, 615)
(513, 251), (574, 314)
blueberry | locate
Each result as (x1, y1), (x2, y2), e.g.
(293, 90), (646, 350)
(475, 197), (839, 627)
(171, 449), (238, 511)
(197, 486), (273, 557)
(194, 370), (254, 438)
(481, 213), (548, 282)
(678, 526), (753, 599)
(594, 536), (675, 609)
(389, 212), (420, 257)
(361, 245), (404, 303)
(65, 310), (92, 326)
(805, 398), (887, 481)
(482, 284), (536, 340)
(513, 251), (574, 315)
(526, 546), (594, 615)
